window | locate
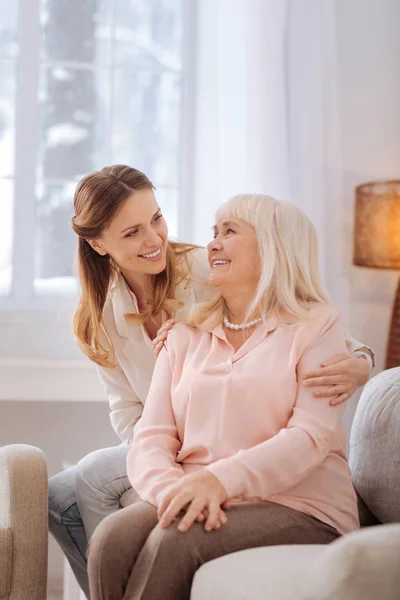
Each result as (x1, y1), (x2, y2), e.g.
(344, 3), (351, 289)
(0, 1), (17, 297)
(0, 0), (190, 310)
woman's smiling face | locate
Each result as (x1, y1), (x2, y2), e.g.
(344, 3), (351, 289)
(88, 188), (169, 276)
(207, 218), (261, 291)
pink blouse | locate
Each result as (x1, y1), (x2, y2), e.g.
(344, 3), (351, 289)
(127, 304), (359, 535)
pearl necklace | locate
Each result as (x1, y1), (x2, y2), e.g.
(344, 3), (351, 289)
(223, 316), (263, 331)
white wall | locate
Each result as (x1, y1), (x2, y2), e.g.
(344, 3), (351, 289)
(335, 0), (400, 374)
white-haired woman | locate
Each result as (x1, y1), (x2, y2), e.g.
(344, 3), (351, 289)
(88, 195), (361, 600)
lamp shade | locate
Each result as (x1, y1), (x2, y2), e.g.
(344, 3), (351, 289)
(354, 180), (400, 269)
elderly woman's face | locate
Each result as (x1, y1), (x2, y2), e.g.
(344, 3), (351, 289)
(207, 218), (260, 291)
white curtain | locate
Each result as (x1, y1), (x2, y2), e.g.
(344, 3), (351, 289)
(190, 0), (348, 316)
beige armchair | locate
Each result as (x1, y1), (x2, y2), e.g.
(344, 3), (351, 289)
(0, 444), (48, 600)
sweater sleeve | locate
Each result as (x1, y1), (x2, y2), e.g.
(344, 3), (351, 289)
(344, 334), (375, 369)
(96, 360), (143, 445)
(127, 345), (184, 507)
(207, 307), (349, 500)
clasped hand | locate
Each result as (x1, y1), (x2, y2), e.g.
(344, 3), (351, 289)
(158, 470), (228, 533)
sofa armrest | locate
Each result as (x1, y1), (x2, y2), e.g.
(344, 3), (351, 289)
(301, 524), (400, 600)
(0, 444), (48, 600)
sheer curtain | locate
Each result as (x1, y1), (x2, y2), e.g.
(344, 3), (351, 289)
(189, 0), (348, 315)
(190, 0), (289, 245)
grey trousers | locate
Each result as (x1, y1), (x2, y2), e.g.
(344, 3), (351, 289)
(87, 499), (340, 600)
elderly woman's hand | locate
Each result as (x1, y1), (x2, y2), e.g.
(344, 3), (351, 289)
(158, 470), (228, 533)
(302, 353), (371, 406)
(151, 319), (175, 357)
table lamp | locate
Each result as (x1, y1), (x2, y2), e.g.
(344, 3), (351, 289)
(354, 180), (400, 369)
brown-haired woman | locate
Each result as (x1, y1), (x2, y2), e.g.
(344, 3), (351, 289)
(48, 165), (374, 599)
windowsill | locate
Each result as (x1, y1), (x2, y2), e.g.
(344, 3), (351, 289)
(33, 276), (79, 297)
(0, 275), (80, 309)
(0, 358), (106, 402)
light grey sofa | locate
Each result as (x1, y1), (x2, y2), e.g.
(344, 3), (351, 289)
(0, 444), (48, 600)
(191, 368), (400, 600)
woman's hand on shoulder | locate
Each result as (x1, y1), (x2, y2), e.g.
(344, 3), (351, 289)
(151, 319), (175, 357)
(302, 353), (370, 406)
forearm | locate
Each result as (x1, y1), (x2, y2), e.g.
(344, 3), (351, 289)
(110, 404), (143, 444)
(207, 422), (334, 499)
(125, 345), (185, 505)
(127, 434), (185, 506)
(345, 336), (375, 369)
(96, 363), (144, 443)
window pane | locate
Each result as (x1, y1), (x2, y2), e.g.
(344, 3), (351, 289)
(114, 0), (182, 70)
(0, 59), (16, 177)
(112, 69), (181, 186)
(0, 178), (14, 295)
(37, 65), (110, 181)
(156, 187), (178, 239)
(34, 180), (76, 282)
(40, 0), (112, 66)
(0, 0), (18, 58)
(32, 1), (184, 293)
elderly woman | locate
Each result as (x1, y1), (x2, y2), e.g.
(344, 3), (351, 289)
(88, 194), (360, 600)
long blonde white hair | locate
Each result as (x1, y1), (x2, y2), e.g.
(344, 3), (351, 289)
(188, 194), (331, 328)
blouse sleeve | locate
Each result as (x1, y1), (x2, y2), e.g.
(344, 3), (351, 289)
(127, 345), (184, 507)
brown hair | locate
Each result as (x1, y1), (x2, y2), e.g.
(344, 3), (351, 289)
(71, 165), (197, 367)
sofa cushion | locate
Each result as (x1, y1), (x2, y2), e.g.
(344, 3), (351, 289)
(350, 367), (400, 523)
(301, 524), (400, 600)
(191, 544), (324, 600)
(0, 521), (12, 598)
(191, 525), (400, 600)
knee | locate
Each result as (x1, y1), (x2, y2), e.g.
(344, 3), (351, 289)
(75, 448), (108, 497)
(88, 510), (119, 557)
(87, 510), (131, 571)
(87, 508), (149, 600)
(153, 522), (201, 562)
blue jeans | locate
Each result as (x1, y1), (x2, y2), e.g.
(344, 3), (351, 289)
(48, 445), (131, 599)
